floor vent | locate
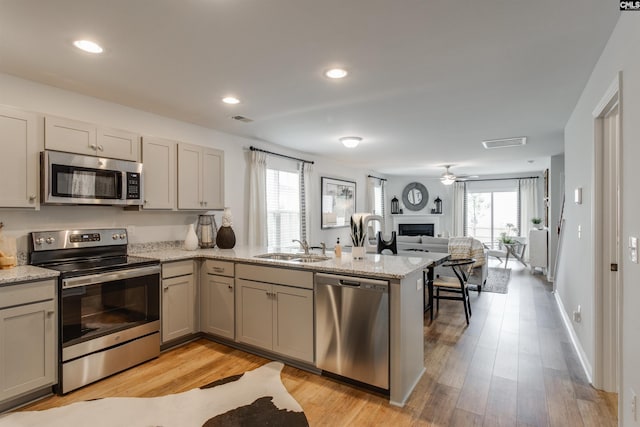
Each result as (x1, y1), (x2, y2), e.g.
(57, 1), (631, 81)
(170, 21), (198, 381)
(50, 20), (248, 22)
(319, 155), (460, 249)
(482, 136), (527, 149)
(232, 115), (253, 123)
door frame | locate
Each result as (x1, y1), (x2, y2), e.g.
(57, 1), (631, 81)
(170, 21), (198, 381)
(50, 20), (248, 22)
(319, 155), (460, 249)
(591, 72), (622, 393)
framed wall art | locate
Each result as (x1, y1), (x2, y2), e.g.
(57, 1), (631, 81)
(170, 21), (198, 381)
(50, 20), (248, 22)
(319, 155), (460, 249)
(321, 177), (356, 229)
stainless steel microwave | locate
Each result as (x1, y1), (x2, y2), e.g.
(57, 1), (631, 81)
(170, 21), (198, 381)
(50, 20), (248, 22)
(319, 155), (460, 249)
(41, 150), (144, 206)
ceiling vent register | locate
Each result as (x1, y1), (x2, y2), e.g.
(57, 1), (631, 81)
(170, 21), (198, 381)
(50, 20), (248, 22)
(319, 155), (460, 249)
(482, 136), (527, 149)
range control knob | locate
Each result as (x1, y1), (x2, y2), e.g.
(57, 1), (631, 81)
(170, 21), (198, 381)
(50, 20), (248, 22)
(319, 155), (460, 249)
(112, 234), (119, 240)
(45, 237), (55, 244)
(119, 234), (126, 240)
(35, 237), (45, 245)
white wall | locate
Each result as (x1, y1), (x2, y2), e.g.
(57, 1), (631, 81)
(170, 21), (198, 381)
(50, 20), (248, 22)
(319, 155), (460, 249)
(562, 14), (640, 426)
(386, 176), (452, 236)
(0, 73), (375, 253)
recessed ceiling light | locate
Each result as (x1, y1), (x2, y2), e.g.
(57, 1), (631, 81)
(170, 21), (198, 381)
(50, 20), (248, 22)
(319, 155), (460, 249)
(73, 40), (103, 54)
(222, 96), (240, 105)
(325, 68), (348, 79)
(339, 136), (362, 148)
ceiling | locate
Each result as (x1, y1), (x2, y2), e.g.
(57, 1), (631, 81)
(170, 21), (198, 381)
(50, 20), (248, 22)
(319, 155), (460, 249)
(0, 1), (619, 177)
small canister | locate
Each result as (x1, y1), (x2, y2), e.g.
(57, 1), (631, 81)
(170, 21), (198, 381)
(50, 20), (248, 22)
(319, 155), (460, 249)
(0, 223), (17, 269)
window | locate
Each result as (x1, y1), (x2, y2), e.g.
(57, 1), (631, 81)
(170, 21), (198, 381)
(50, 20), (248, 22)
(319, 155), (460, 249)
(266, 163), (302, 247)
(465, 180), (519, 248)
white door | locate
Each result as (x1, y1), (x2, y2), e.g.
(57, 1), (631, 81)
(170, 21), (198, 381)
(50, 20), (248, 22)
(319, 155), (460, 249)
(201, 274), (235, 339)
(142, 137), (176, 210)
(98, 127), (140, 161)
(162, 274), (195, 343)
(0, 300), (56, 401)
(0, 106), (40, 208)
(45, 115), (97, 156)
(202, 148), (224, 210)
(272, 285), (313, 363)
(235, 279), (272, 350)
(177, 143), (202, 209)
(593, 76), (621, 393)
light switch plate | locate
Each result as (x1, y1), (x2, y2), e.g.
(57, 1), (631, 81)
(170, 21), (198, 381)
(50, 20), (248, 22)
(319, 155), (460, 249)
(574, 187), (582, 204)
(630, 237), (638, 264)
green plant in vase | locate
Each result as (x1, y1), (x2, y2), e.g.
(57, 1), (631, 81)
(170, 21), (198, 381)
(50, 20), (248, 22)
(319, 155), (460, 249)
(350, 216), (367, 259)
(499, 223), (518, 245)
(531, 217), (543, 229)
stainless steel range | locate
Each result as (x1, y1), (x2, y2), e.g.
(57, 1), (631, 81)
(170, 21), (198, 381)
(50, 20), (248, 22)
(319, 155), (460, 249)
(29, 228), (161, 394)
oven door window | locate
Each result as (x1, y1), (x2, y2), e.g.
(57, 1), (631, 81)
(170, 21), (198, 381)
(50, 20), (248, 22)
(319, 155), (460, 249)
(52, 164), (122, 200)
(61, 273), (160, 347)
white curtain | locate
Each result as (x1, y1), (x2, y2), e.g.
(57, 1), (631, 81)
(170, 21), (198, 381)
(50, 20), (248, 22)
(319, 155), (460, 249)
(452, 181), (465, 237)
(301, 162), (313, 242)
(366, 177), (376, 213)
(248, 151), (267, 247)
(519, 178), (539, 260)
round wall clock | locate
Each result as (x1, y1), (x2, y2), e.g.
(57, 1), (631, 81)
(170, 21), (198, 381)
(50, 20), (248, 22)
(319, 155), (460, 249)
(401, 182), (429, 211)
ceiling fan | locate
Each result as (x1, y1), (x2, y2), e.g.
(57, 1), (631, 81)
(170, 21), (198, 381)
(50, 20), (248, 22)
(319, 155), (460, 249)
(440, 165), (478, 185)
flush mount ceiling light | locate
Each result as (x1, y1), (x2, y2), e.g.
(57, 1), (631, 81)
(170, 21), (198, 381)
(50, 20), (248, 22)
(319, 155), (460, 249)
(482, 136), (527, 149)
(222, 96), (240, 104)
(440, 165), (456, 185)
(339, 136), (362, 148)
(325, 68), (348, 79)
(73, 40), (103, 54)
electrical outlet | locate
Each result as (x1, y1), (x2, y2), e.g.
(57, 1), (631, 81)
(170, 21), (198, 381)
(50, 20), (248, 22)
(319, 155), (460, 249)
(632, 389), (637, 422)
(578, 225), (582, 239)
(416, 278), (423, 291)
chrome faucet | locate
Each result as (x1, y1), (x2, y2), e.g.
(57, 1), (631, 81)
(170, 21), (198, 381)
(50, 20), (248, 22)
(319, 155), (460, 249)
(292, 239), (310, 255)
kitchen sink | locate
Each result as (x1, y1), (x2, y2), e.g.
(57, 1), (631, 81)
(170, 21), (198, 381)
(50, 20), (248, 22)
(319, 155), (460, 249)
(254, 253), (330, 263)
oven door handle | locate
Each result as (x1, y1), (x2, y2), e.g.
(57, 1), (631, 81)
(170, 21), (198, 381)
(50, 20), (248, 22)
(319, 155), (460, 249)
(62, 265), (160, 289)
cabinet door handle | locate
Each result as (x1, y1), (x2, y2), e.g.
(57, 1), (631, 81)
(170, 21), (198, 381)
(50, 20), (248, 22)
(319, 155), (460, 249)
(204, 201), (208, 206)
(227, 285), (233, 290)
(90, 144), (97, 150)
(29, 194), (36, 201)
(46, 310), (55, 316)
(212, 267), (224, 273)
(97, 145), (104, 151)
(163, 286), (169, 291)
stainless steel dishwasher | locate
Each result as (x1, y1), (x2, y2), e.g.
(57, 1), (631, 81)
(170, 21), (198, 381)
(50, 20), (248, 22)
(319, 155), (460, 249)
(315, 272), (389, 390)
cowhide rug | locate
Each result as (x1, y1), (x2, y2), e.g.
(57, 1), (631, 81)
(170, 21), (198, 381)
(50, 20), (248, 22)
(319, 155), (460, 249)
(0, 362), (308, 427)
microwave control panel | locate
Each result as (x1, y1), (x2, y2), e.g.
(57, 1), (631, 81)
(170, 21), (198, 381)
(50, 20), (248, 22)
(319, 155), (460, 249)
(126, 172), (141, 199)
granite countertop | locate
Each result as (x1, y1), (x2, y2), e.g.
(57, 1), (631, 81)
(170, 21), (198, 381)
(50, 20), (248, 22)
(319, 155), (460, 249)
(134, 246), (449, 280)
(0, 265), (60, 286)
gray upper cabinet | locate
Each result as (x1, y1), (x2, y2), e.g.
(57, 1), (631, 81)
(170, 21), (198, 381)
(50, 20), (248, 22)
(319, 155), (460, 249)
(0, 105), (42, 209)
(45, 115), (140, 161)
(142, 137), (177, 210)
(177, 142), (224, 210)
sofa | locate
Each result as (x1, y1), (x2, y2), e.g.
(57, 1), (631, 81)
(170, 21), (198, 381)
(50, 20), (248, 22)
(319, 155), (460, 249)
(394, 235), (488, 288)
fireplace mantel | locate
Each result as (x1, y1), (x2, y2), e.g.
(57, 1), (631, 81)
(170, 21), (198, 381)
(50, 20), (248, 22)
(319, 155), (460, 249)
(391, 214), (442, 237)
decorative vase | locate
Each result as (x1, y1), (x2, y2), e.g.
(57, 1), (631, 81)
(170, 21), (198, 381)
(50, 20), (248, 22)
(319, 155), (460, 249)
(352, 246), (365, 259)
(216, 226), (236, 249)
(184, 224), (199, 251)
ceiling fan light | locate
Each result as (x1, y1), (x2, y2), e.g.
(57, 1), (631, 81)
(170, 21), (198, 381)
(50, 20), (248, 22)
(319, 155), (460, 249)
(440, 174), (456, 185)
(339, 136), (362, 148)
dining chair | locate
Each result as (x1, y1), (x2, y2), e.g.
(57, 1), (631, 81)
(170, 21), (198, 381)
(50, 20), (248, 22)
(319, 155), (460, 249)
(432, 258), (475, 325)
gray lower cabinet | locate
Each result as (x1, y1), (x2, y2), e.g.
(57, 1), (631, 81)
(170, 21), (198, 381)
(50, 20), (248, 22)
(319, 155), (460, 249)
(0, 280), (57, 404)
(161, 260), (195, 343)
(200, 260), (235, 339)
(235, 264), (314, 363)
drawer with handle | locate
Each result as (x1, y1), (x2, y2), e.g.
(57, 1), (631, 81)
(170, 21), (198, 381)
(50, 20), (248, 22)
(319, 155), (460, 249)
(203, 259), (234, 277)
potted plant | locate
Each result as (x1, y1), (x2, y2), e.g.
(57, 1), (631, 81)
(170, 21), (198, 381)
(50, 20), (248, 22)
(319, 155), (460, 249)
(498, 223), (518, 246)
(531, 217), (543, 229)
(350, 216), (367, 259)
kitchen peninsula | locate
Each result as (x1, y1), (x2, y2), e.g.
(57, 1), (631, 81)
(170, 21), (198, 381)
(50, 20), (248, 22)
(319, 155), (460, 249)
(133, 246), (449, 406)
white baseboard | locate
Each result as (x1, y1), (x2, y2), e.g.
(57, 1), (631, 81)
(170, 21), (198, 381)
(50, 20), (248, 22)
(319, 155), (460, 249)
(554, 292), (593, 384)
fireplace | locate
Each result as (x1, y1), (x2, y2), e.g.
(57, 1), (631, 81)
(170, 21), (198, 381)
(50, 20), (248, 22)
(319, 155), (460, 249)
(398, 223), (434, 237)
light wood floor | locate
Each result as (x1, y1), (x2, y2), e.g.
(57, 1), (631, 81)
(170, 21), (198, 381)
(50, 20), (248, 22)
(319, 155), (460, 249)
(21, 262), (617, 426)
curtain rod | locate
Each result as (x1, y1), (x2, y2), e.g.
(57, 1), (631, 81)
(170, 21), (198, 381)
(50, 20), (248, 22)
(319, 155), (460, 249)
(367, 174), (387, 181)
(249, 146), (314, 164)
(459, 176), (538, 183)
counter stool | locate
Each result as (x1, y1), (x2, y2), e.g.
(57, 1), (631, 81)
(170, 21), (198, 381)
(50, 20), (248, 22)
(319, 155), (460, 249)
(433, 258), (475, 325)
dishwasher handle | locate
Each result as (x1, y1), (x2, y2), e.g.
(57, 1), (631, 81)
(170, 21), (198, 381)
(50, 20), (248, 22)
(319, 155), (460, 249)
(339, 279), (361, 287)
